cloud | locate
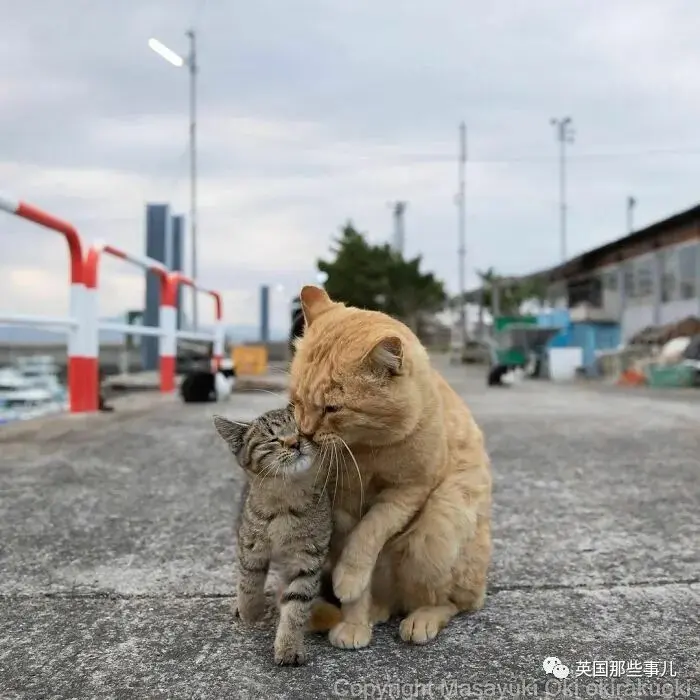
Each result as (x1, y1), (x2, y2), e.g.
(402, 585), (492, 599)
(2, 0), (700, 335)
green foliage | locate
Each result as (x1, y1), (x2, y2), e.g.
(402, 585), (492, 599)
(454, 267), (548, 316)
(317, 222), (447, 325)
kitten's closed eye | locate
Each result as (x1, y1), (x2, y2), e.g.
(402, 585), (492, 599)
(324, 405), (341, 414)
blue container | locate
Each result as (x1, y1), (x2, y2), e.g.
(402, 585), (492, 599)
(537, 310), (571, 347)
(569, 322), (621, 375)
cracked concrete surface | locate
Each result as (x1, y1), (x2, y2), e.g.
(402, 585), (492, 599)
(1, 359), (698, 699)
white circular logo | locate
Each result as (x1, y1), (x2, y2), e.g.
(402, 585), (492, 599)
(543, 657), (561, 674)
(543, 656), (570, 679)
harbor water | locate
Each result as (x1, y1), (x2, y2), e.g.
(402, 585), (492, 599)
(0, 356), (68, 426)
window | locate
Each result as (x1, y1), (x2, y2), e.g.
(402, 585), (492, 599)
(567, 275), (602, 308)
(636, 258), (654, 298)
(623, 262), (635, 299)
(602, 268), (618, 291)
(624, 256), (654, 304)
(678, 243), (698, 300)
(659, 249), (678, 303)
(547, 282), (566, 307)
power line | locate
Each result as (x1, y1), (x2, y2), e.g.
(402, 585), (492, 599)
(421, 145), (700, 165)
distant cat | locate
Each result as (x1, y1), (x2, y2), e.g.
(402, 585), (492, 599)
(488, 364), (525, 386)
(181, 363), (236, 403)
(213, 406), (340, 665)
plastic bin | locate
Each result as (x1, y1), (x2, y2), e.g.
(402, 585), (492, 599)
(548, 347), (583, 381)
(645, 364), (697, 388)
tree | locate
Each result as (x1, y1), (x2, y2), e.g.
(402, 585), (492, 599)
(455, 268), (549, 318)
(384, 252), (446, 330)
(317, 222), (447, 328)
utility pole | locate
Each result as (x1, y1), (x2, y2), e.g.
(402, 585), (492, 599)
(390, 201), (407, 255)
(457, 121), (467, 346)
(147, 32), (199, 329)
(550, 117), (574, 263)
(186, 29), (198, 331)
(626, 195), (636, 234)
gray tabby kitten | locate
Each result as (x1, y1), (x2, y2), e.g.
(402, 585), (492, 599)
(213, 406), (332, 666)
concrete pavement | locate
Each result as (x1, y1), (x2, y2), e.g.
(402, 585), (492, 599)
(1, 359), (698, 699)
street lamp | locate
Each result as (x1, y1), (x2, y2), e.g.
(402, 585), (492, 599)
(147, 38), (185, 67)
(149, 31), (199, 330)
(550, 116), (575, 263)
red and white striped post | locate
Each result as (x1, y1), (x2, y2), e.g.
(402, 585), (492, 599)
(210, 290), (225, 370)
(159, 284), (178, 394)
(84, 243), (170, 410)
(164, 273), (225, 390)
(0, 192), (89, 413)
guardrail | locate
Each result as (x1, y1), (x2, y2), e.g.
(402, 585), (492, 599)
(0, 192), (89, 412)
(84, 242), (172, 412)
(1, 193), (226, 414)
(161, 272), (225, 392)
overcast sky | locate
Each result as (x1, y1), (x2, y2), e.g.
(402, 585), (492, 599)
(3, 0), (700, 330)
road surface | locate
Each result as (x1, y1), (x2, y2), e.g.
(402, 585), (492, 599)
(1, 359), (698, 699)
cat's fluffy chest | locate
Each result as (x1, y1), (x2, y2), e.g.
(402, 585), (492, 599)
(245, 485), (331, 560)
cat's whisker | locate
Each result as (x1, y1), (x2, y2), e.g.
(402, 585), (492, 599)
(340, 458), (352, 509)
(248, 388), (287, 399)
(330, 441), (340, 510)
(266, 366), (291, 377)
(336, 440), (346, 496)
(254, 463), (275, 489)
(256, 453), (285, 489)
(317, 444), (334, 507)
(312, 440), (331, 490)
(338, 436), (364, 516)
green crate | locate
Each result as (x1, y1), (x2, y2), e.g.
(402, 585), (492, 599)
(645, 364), (697, 388)
(494, 315), (537, 333)
(496, 348), (527, 366)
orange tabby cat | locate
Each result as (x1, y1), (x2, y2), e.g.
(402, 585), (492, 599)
(289, 286), (491, 648)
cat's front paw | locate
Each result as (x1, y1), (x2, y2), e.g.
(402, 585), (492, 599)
(329, 621), (372, 650)
(235, 595), (268, 626)
(274, 635), (308, 666)
(332, 561), (370, 603)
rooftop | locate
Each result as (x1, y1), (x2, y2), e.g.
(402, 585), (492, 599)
(470, 201), (700, 295)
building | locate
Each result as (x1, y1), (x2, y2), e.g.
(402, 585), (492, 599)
(493, 204), (700, 341)
(142, 204), (184, 370)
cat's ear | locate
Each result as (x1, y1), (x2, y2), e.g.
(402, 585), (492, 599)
(300, 285), (333, 327)
(213, 414), (248, 455)
(367, 335), (403, 376)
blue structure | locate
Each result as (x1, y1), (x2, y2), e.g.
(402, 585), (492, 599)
(142, 204), (184, 370)
(260, 285), (270, 343)
(537, 310), (573, 348)
(569, 322), (621, 374)
(171, 215), (185, 330)
(537, 310), (621, 376)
